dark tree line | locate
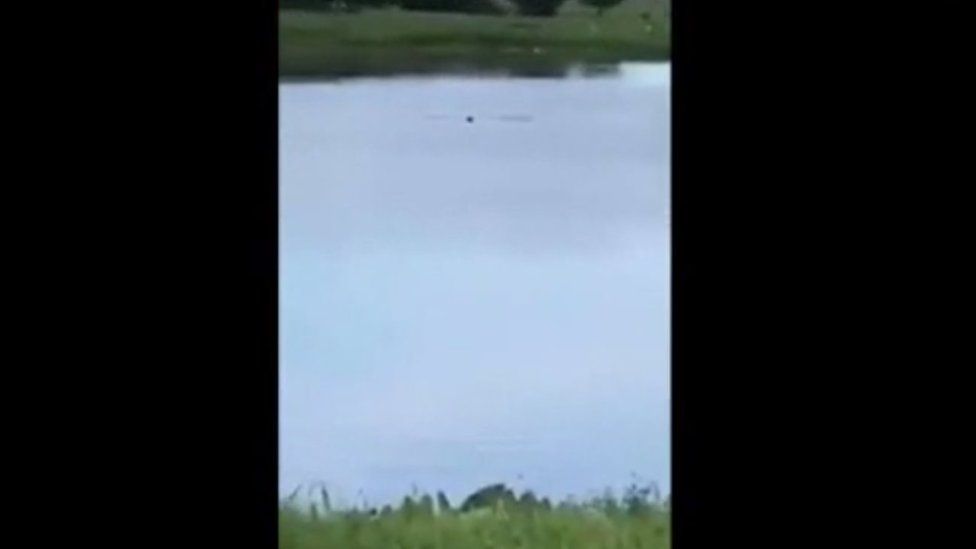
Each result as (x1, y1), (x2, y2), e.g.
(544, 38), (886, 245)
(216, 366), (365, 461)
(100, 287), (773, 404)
(579, 0), (625, 17)
(280, 0), (582, 18)
(399, 0), (506, 15)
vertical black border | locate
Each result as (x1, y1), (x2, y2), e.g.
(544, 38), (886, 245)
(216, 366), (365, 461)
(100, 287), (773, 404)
(166, 0), (279, 545)
(672, 2), (771, 547)
(175, 0), (280, 544)
(213, 0), (281, 539)
(247, 2), (279, 547)
(55, 0), (283, 542)
(671, 1), (870, 544)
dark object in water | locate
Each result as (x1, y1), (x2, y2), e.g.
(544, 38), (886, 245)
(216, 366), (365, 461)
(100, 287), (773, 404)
(466, 116), (474, 123)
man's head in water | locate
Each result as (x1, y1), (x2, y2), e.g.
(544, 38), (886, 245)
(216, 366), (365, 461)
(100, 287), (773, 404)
(466, 116), (474, 123)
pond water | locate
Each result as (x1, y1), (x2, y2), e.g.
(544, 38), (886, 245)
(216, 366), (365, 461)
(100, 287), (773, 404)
(280, 63), (670, 507)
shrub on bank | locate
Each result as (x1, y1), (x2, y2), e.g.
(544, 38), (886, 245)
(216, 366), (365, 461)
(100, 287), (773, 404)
(579, 0), (625, 16)
(399, 0), (506, 15)
(509, 0), (566, 17)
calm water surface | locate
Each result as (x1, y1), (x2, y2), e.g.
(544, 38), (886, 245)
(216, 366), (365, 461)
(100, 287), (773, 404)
(280, 63), (670, 506)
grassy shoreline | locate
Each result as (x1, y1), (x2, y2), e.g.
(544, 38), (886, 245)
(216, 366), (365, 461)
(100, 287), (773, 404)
(282, 508), (670, 549)
(280, 483), (670, 549)
(280, 3), (670, 79)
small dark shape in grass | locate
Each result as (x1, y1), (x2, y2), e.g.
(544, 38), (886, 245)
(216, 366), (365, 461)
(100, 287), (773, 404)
(460, 483), (518, 511)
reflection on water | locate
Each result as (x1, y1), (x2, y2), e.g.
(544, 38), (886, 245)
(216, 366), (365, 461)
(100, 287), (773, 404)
(282, 62), (626, 83)
(280, 63), (670, 507)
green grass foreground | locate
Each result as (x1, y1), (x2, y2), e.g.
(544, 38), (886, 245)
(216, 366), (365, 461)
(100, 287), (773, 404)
(280, 1), (671, 79)
(280, 485), (670, 549)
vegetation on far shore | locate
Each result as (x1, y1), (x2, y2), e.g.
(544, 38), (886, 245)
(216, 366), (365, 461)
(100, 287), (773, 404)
(280, 0), (671, 79)
(281, 481), (670, 549)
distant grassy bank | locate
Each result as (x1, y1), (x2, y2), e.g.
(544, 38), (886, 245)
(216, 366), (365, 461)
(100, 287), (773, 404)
(280, 1), (670, 79)
(280, 482), (670, 549)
